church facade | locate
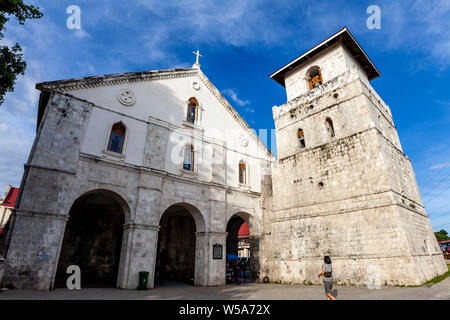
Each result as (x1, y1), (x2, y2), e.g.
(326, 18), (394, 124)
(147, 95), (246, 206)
(1, 28), (446, 290)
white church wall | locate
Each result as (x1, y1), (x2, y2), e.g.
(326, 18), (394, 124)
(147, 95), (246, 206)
(81, 106), (147, 166)
(71, 72), (270, 193)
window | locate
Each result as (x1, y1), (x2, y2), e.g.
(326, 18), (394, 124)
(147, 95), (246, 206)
(186, 97), (199, 124)
(239, 161), (247, 184)
(183, 144), (194, 171)
(298, 128), (306, 148)
(306, 66), (323, 90)
(107, 122), (126, 153)
(325, 117), (335, 138)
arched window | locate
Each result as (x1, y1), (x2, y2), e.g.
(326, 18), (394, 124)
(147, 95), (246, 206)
(298, 128), (306, 148)
(239, 161), (247, 184)
(306, 66), (323, 90)
(183, 144), (194, 171)
(186, 97), (199, 124)
(107, 122), (126, 153)
(325, 117), (335, 138)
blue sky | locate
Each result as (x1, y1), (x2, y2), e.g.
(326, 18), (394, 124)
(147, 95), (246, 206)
(0, 0), (449, 232)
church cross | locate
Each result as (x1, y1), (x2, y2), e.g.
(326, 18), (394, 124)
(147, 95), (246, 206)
(193, 50), (203, 65)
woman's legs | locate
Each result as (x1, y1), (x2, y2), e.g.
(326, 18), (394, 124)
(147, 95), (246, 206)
(326, 293), (336, 300)
(324, 281), (336, 300)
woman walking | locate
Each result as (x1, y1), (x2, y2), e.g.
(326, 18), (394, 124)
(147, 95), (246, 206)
(318, 256), (336, 300)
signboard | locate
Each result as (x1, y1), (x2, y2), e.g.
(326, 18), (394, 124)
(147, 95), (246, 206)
(37, 251), (50, 261)
(213, 244), (222, 260)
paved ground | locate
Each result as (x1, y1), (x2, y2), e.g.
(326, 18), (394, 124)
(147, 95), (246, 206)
(0, 277), (449, 300)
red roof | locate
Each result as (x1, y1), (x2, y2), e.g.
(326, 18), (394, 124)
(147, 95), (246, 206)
(2, 187), (19, 208)
(238, 222), (250, 237)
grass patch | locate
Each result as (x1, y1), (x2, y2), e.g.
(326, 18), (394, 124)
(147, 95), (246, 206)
(421, 264), (450, 287)
(395, 264), (450, 288)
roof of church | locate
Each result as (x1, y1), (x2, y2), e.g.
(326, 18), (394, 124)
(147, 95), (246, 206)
(269, 27), (381, 87)
(36, 68), (197, 91)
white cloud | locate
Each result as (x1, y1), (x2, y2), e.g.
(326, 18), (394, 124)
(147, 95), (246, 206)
(222, 88), (250, 107)
(431, 162), (450, 170)
(74, 29), (90, 39)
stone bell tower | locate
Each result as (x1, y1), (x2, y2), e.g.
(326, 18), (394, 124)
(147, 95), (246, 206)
(261, 27), (447, 286)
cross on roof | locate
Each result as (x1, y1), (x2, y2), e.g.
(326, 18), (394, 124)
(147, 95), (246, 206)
(192, 50), (203, 67)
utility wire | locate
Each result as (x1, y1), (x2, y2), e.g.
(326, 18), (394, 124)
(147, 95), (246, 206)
(421, 162), (450, 192)
(422, 172), (450, 198)
(428, 200), (450, 215)
(430, 209), (450, 218)
(424, 184), (450, 205)
(433, 220), (450, 229)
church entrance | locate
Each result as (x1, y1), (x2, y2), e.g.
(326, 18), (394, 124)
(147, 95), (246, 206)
(226, 214), (252, 284)
(155, 205), (197, 286)
(54, 191), (126, 288)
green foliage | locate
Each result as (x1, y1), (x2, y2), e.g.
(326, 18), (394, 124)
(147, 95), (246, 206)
(0, 44), (26, 104)
(0, 0), (42, 105)
(435, 230), (450, 242)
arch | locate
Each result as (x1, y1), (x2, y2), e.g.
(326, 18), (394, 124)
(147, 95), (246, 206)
(325, 117), (335, 138)
(107, 121), (126, 153)
(306, 66), (323, 90)
(225, 211), (253, 284)
(159, 202), (206, 233)
(155, 202), (206, 285)
(76, 188), (131, 222)
(55, 189), (129, 288)
(186, 97), (200, 124)
(298, 128), (306, 148)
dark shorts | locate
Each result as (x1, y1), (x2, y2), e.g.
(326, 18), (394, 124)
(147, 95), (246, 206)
(324, 278), (333, 294)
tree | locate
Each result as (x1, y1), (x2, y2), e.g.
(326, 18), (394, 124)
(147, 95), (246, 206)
(0, 0), (43, 105)
(435, 230), (450, 242)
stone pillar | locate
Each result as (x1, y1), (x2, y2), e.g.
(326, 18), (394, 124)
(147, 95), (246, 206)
(195, 232), (227, 286)
(117, 223), (160, 289)
(2, 210), (68, 290)
(250, 234), (262, 282)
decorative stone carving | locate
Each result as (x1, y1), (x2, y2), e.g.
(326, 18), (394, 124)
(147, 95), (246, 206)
(192, 81), (201, 90)
(117, 88), (136, 106)
(238, 133), (249, 147)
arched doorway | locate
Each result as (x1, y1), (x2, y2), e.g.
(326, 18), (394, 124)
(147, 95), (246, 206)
(155, 204), (202, 286)
(54, 190), (127, 288)
(226, 213), (252, 284)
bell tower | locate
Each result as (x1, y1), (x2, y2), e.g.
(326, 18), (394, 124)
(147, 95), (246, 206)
(262, 27), (447, 286)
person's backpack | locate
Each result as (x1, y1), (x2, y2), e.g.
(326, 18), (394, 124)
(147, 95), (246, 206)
(324, 265), (332, 278)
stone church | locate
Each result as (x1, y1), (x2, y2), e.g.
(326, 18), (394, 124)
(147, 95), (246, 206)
(0, 27), (446, 290)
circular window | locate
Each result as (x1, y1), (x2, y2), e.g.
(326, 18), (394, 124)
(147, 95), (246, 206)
(117, 89), (136, 106)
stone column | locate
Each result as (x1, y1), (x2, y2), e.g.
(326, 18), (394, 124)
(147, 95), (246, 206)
(117, 223), (160, 289)
(195, 231), (227, 286)
(2, 210), (68, 290)
(250, 234), (262, 282)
